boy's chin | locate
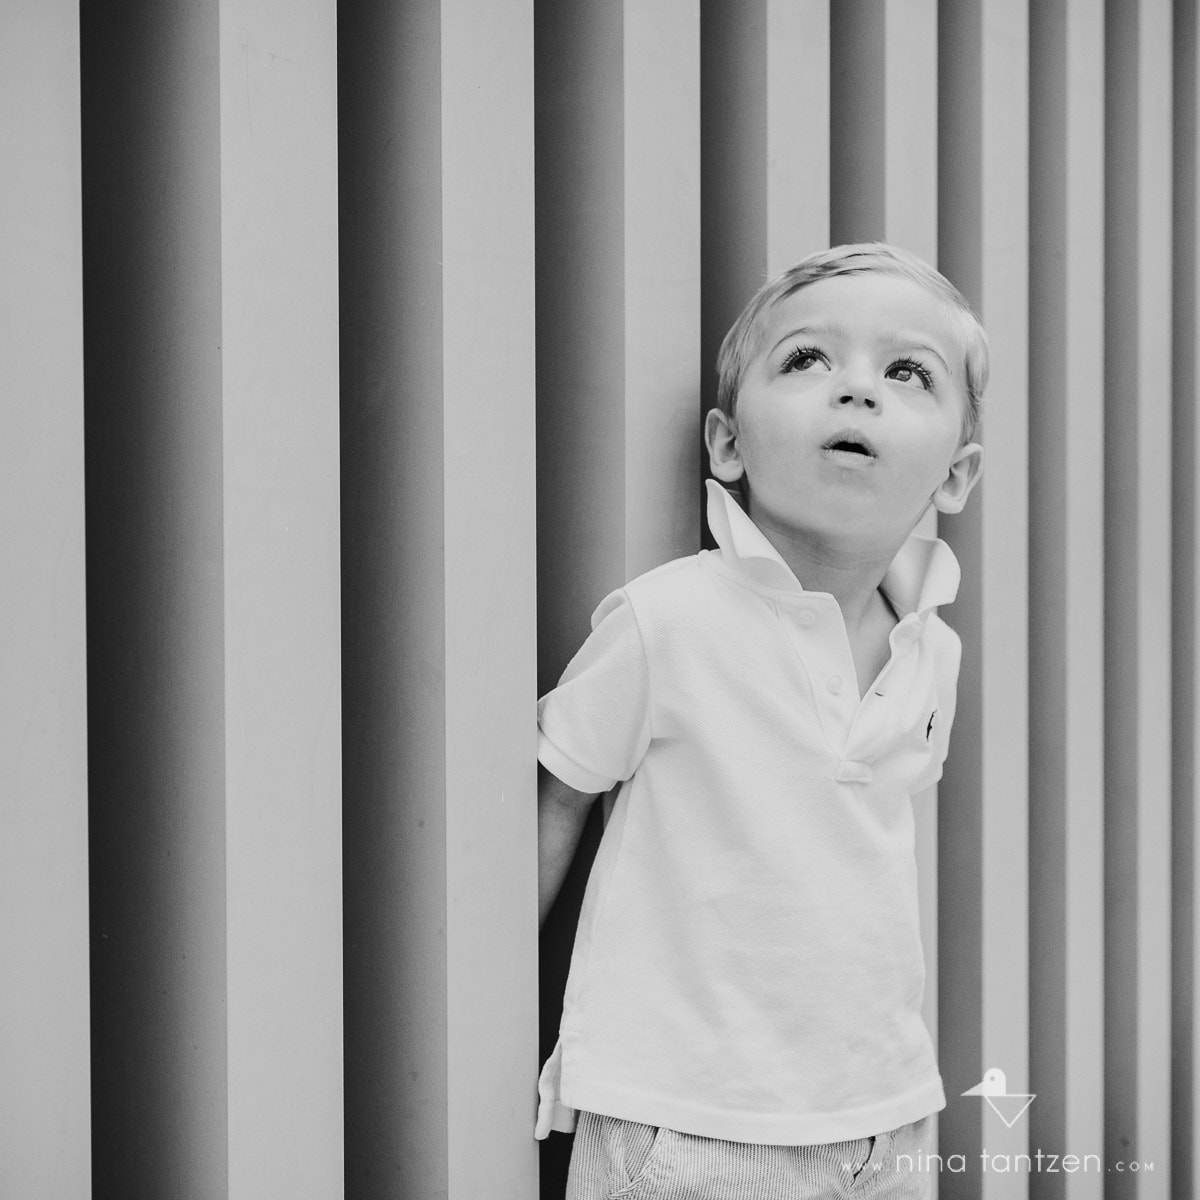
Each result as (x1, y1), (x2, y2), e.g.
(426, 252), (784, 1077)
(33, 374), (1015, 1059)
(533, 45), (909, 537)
(765, 507), (921, 549)
(748, 486), (931, 542)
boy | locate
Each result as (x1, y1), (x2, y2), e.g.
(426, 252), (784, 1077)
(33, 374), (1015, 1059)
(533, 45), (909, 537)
(536, 243), (986, 1199)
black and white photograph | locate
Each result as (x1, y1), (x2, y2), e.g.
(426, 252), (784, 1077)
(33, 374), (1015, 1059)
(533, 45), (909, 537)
(1, 2), (1196, 1199)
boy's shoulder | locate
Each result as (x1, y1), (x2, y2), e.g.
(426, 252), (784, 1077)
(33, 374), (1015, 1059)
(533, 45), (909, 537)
(591, 549), (722, 631)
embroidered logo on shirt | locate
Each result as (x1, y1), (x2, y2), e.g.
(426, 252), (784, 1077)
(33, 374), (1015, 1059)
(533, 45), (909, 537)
(926, 709), (937, 740)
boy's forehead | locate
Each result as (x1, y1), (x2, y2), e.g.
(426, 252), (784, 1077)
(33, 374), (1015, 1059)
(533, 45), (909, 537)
(763, 273), (952, 330)
(752, 274), (967, 364)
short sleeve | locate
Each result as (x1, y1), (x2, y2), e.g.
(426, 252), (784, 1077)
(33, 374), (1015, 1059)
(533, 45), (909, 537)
(537, 588), (652, 795)
(912, 619), (962, 794)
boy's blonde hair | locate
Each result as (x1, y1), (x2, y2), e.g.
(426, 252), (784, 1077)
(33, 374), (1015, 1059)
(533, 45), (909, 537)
(715, 243), (988, 443)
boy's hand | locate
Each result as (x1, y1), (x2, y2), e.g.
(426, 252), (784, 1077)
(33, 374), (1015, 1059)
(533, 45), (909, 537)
(538, 764), (599, 928)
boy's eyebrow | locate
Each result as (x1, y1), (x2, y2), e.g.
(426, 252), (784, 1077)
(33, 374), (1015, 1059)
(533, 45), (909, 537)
(888, 337), (952, 374)
(768, 324), (953, 374)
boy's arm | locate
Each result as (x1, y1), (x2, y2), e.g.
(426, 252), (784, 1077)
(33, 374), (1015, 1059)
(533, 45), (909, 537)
(538, 763), (600, 928)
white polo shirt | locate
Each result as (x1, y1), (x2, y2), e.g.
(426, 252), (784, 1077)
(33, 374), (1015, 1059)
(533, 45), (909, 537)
(536, 480), (962, 1145)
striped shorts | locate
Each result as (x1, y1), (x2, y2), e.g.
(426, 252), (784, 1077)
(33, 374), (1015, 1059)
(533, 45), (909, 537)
(565, 1110), (933, 1200)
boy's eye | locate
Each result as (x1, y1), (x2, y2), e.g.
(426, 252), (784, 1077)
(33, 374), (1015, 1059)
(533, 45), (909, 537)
(886, 359), (935, 389)
(782, 346), (826, 373)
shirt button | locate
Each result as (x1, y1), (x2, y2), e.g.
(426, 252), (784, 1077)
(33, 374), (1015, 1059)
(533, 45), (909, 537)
(827, 674), (844, 694)
(797, 609), (817, 626)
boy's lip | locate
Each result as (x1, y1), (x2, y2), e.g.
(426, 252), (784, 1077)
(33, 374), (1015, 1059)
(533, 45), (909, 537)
(820, 428), (878, 462)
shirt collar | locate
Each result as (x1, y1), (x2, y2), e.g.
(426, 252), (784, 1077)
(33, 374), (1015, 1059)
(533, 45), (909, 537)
(704, 479), (960, 617)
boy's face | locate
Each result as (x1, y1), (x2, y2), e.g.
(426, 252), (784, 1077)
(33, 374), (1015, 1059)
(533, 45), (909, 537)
(706, 273), (983, 549)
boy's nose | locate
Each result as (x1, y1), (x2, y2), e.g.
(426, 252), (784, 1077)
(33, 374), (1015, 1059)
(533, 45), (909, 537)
(837, 389), (877, 410)
(834, 360), (879, 410)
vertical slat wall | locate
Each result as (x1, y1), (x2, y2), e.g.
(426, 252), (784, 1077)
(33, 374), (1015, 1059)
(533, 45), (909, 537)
(623, 5), (703, 578)
(340, 1), (539, 1197)
(535, 2), (699, 1192)
(442, 4), (538, 1195)
(4, 4), (1200, 1197)
(831, 0), (938, 252)
(536, 0), (699, 683)
(218, 1), (344, 1195)
(1105, 3), (1175, 1199)
(531, 2), (625, 1182)
(80, 3), (229, 1194)
(1175, 6), (1200, 1199)
(939, 3), (1033, 1197)
(1029, 3), (1107, 1199)
(339, 2), (449, 1195)
(935, 0), (988, 1177)
(79, 1), (344, 1196)
(0, 2), (91, 1196)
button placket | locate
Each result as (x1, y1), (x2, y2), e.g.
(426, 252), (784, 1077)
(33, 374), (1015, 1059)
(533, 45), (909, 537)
(843, 621), (910, 759)
(774, 594), (861, 759)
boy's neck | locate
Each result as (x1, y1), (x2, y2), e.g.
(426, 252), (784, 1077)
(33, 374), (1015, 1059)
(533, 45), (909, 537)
(748, 507), (904, 633)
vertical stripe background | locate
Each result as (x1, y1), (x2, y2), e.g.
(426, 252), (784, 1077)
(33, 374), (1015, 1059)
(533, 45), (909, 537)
(0, 3), (1195, 1198)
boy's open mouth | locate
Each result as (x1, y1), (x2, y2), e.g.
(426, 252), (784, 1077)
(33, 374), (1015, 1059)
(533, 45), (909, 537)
(821, 430), (877, 464)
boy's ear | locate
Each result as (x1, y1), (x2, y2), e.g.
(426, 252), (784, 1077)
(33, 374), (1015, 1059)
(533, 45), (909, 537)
(931, 441), (983, 514)
(705, 407), (746, 483)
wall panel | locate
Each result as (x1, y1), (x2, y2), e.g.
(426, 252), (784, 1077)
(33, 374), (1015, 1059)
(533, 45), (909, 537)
(339, 0), (448, 1194)
(765, 0), (831, 273)
(936, 46), (985, 1181)
(939, 2), (1032, 1196)
(624, 1), (702, 579)
(340, 2), (538, 1198)
(535, 0), (632, 690)
(536, 4), (700, 1193)
(532, 6), (626, 1185)
(535, 0), (699, 669)
(80, 3), (228, 1193)
(830, 0), (936, 258)
(0, 2), (91, 1195)
(81, 1), (344, 1195)
(1028, 3), (1106, 1198)
(1173, 4), (1200, 1197)
(883, 0), (940, 260)
(830, 0), (886, 244)
(218, 0), (344, 1194)
(442, 2), (539, 1195)
(1104, 1), (1174, 1197)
